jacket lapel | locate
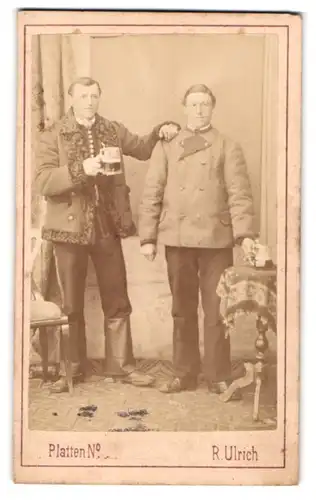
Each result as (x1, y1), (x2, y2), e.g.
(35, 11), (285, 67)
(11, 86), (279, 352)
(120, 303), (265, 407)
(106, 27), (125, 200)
(178, 127), (217, 161)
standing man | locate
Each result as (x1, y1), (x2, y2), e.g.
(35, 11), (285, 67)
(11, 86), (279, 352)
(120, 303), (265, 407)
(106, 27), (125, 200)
(35, 76), (180, 392)
(139, 83), (257, 397)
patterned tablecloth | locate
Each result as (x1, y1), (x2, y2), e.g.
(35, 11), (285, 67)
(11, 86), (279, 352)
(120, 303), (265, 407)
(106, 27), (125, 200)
(216, 266), (277, 334)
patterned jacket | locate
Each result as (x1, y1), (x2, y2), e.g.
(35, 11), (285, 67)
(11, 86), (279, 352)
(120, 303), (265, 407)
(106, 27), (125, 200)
(139, 126), (256, 249)
(35, 109), (166, 245)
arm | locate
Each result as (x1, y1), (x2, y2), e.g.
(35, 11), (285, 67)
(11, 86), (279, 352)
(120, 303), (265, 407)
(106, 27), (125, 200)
(223, 139), (257, 243)
(138, 141), (168, 245)
(34, 128), (88, 197)
(115, 121), (180, 161)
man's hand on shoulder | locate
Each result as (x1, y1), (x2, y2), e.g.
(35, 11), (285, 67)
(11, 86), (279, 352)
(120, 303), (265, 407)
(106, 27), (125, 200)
(158, 122), (181, 142)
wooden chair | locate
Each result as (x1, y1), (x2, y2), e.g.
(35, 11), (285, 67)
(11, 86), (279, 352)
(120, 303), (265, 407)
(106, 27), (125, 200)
(29, 228), (73, 394)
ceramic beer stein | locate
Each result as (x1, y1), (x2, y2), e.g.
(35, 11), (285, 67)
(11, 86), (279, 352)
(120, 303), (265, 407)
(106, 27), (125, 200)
(99, 143), (122, 175)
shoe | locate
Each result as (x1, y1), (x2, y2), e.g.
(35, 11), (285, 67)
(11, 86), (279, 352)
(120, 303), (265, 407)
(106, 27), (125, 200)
(49, 373), (81, 393)
(208, 381), (229, 394)
(122, 371), (155, 387)
(49, 377), (69, 394)
(159, 376), (198, 394)
(208, 381), (242, 401)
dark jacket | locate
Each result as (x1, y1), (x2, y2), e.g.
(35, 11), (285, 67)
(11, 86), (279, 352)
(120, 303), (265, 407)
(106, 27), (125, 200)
(35, 109), (163, 244)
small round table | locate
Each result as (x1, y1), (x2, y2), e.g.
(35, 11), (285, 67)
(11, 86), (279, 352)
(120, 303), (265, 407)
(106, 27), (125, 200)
(216, 265), (277, 421)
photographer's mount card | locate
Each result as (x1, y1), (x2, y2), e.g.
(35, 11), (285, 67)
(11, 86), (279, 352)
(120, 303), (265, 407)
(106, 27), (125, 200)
(15, 11), (301, 485)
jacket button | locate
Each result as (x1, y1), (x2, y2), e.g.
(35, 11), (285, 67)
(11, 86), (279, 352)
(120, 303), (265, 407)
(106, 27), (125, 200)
(180, 186), (185, 191)
(68, 215), (74, 221)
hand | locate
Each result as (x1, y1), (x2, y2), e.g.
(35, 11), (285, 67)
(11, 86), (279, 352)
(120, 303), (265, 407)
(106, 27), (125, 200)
(82, 156), (102, 177)
(241, 238), (257, 265)
(159, 123), (179, 142)
(241, 238), (256, 255)
(141, 243), (157, 261)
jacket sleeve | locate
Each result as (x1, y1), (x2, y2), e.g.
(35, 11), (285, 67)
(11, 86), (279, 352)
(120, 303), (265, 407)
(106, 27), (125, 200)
(223, 139), (257, 242)
(114, 121), (180, 161)
(34, 127), (88, 197)
(138, 141), (168, 245)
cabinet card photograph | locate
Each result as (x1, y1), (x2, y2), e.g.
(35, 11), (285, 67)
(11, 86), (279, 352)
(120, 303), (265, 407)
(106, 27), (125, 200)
(14, 11), (301, 485)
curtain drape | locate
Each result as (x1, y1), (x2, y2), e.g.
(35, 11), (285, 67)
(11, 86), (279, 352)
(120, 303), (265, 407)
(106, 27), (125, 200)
(31, 34), (90, 364)
(31, 34), (90, 296)
(259, 35), (278, 263)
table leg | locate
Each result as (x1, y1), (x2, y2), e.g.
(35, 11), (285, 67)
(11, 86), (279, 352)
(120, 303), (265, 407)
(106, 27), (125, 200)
(253, 315), (269, 421)
(219, 362), (255, 402)
(220, 319), (255, 403)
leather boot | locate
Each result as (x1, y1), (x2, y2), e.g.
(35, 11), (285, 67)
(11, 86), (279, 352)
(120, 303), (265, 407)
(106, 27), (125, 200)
(105, 316), (135, 376)
(105, 316), (154, 386)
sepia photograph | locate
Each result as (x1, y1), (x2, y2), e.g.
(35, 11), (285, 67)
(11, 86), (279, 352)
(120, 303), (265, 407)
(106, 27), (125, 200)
(14, 11), (301, 485)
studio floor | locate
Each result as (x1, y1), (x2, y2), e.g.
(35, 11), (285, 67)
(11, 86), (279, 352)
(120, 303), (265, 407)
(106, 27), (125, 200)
(28, 370), (277, 432)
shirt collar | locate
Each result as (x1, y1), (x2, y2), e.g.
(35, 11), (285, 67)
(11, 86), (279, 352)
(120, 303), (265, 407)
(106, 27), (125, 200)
(74, 114), (96, 129)
(186, 122), (212, 133)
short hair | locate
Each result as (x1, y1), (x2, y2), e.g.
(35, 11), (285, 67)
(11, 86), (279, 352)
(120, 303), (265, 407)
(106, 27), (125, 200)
(182, 84), (216, 107)
(68, 77), (102, 96)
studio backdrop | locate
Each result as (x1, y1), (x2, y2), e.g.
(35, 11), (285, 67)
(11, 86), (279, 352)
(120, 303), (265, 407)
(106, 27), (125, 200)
(92, 33), (274, 237)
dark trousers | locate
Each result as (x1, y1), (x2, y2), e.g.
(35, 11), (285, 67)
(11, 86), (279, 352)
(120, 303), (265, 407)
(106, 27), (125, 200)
(53, 234), (134, 377)
(165, 246), (233, 384)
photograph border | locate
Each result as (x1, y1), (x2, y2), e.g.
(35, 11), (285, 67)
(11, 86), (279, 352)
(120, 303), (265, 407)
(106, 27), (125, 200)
(14, 11), (301, 485)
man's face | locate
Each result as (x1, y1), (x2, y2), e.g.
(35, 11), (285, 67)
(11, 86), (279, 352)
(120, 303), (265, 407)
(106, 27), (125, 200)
(184, 92), (214, 130)
(70, 83), (100, 120)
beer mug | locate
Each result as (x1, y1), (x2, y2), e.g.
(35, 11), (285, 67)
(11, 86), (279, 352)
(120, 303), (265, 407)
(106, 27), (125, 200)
(99, 143), (122, 175)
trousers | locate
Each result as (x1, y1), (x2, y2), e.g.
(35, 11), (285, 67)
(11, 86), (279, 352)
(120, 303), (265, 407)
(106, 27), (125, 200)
(53, 233), (135, 377)
(165, 246), (233, 384)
